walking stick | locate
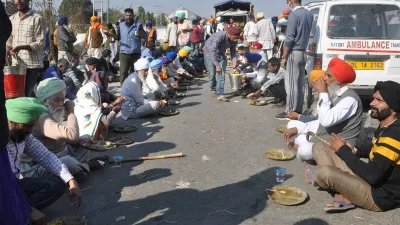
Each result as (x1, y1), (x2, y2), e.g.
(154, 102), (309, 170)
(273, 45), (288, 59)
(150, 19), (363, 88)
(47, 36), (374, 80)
(116, 152), (185, 163)
(275, 40), (284, 58)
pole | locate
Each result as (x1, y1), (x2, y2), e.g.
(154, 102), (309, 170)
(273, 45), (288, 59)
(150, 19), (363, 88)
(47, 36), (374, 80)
(92, 0), (94, 16)
(101, 0), (103, 21)
(107, 0), (109, 24)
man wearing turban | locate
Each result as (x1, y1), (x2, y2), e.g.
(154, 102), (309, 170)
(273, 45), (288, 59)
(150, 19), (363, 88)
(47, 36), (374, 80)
(309, 81), (400, 213)
(83, 16), (109, 59)
(203, 24), (242, 102)
(205, 17), (216, 41)
(5, 97), (82, 221)
(283, 58), (363, 162)
(57, 16), (76, 63)
(250, 42), (267, 62)
(255, 12), (276, 61)
(145, 21), (157, 47)
(147, 59), (178, 100)
(243, 14), (258, 44)
(120, 58), (166, 119)
(241, 52), (268, 91)
(23, 78), (96, 183)
(164, 16), (179, 51)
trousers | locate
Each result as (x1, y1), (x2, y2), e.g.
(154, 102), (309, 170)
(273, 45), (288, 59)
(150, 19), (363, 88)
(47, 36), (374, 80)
(123, 101), (160, 119)
(119, 53), (141, 84)
(313, 142), (381, 212)
(284, 50), (306, 113)
(25, 69), (40, 97)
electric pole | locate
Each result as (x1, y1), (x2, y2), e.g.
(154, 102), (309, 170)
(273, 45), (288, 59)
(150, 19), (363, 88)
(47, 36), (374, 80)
(107, 0), (109, 24)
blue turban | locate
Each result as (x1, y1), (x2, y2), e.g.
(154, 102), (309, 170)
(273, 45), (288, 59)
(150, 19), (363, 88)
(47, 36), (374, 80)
(58, 16), (68, 26)
(166, 52), (177, 60)
(271, 16), (278, 25)
(160, 57), (171, 65)
(149, 59), (163, 69)
(245, 52), (262, 63)
(145, 21), (152, 28)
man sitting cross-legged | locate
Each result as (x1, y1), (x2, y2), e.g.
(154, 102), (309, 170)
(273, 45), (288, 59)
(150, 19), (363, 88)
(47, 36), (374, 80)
(307, 81), (400, 213)
(283, 58), (363, 161)
(121, 58), (167, 119)
(5, 97), (81, 219)
(147, 59), (178, 100)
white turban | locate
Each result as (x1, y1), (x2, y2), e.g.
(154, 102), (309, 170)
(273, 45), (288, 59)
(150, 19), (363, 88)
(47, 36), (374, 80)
(134, 57), (151, 71)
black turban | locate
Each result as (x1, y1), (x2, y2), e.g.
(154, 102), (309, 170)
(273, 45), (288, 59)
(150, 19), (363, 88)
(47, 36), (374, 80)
(85, 57), (98, 65)
(374, 81), (400, 112)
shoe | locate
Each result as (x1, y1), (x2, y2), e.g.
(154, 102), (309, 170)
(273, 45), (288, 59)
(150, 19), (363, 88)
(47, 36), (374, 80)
(275, 112), (290, 120)
(217, 96), (230, 102)
(211, 92), (217, 98)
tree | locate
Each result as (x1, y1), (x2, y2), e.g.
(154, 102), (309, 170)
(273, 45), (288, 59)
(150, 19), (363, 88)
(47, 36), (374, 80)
(106, 8), (123, 25)
(136, 6), (146, 24)
(59, 0), (93, 27)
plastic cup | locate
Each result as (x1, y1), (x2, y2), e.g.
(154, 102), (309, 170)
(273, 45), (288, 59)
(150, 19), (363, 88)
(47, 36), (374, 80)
(276, 168), (286, 183)
(113, 156), (123, 168)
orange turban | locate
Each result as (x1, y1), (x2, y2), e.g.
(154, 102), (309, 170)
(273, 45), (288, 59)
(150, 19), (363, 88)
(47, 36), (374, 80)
(209, 18), (215, 24)
(328, 58), (356, 84)
(309, 70), (326, 83)
(278, 14), (285, 20)
(90, 16), (99, 23)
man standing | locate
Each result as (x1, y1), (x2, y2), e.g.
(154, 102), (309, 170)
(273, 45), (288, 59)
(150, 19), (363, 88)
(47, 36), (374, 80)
(84, 16), (108, 59)
(165, 16), (178, 52)
(57, 16), (76, 63)
(117, 8), (145, 84)
(177, 12), (192, 48)
(277, 0), (313, 119)
(145, 22), (157, 47)
(256, 12), (276, 61)
(191, 20), (204, 54)
(7, 0), (45, 97)
(309, 81), (400, 213)
(203, 26), (242, 102)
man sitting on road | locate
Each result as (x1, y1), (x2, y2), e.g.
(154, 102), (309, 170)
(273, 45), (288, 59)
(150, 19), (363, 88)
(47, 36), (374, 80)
(42, 58), (76, 100)
(283, 58), (363, 161)
(5, 97), (82, 220)
(173, 48), (196, 78)
(147, 59), (178, 100)
(241, 52), (268, 91)
(121, 58), (166, 119)
(249, 57), (286, 107)
(307, 81), (400, 213)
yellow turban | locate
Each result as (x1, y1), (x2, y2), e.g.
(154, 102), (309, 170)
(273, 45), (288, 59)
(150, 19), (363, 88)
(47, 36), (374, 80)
(162, 43), (169, 51)
(178, 48), (189, 57)
(310, 70), (326, 83)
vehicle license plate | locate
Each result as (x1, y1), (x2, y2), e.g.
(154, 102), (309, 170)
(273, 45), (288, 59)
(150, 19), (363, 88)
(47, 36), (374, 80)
(347, 61), (384, 70)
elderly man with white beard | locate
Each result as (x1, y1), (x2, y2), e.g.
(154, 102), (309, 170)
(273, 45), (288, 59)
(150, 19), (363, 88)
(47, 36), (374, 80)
(25, 78), (105, 182)
(283, 58), (363, 161)
(121, 58), (167, 119)
(147, 59), (178, 100)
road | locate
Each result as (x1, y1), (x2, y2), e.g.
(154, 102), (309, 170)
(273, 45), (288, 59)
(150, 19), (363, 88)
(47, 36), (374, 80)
(45, 76), (397, 225)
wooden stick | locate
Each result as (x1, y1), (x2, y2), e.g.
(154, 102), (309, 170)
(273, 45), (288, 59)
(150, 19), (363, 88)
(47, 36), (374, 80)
(117, 153), (184, 163)
(306, 132), (330, 146)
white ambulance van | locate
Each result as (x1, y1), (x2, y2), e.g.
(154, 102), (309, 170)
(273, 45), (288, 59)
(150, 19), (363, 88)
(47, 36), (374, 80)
(304, 0), (400, 107)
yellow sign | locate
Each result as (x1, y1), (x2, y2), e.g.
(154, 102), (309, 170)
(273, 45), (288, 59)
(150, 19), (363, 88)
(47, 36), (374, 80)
(347, 61), (384, 70)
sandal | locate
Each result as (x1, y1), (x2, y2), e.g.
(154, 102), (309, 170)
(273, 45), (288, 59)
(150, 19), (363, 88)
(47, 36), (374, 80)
(324, 200), (356, 213)
(89, 156), (109, 171)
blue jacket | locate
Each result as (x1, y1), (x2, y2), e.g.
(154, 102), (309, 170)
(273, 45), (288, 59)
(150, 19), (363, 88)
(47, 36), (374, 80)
(118, 21), (143, 54)
(43, 65), (75, 100)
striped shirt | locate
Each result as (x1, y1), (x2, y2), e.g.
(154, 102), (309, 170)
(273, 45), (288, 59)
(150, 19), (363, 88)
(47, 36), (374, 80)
(6, 134), (73, 183)
(7, 10), (45, 69)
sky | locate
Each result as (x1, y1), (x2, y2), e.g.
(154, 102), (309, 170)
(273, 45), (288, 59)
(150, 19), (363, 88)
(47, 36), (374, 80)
(51, 0), (312, 18)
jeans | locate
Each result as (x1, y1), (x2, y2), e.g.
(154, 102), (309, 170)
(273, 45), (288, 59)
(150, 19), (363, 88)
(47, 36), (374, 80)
(204, 54), (227, 97)
(122, 101), (160, 120)
(120, 53), (141, 84)
(25, 69), (40, 97)
(19, 175), (65, 210)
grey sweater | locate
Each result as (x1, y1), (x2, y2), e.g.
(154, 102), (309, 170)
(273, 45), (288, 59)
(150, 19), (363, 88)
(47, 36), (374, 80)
(284, 7), (313, 51)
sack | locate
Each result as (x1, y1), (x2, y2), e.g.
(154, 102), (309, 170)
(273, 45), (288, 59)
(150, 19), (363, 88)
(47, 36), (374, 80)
(178, 33), (190, 46)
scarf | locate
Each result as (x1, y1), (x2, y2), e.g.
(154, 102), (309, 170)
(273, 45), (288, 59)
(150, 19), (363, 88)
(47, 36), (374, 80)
(74, 82), (103, 139)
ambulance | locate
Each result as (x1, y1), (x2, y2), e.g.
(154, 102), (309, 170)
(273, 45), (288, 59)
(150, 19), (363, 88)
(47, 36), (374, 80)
(304, 0), (400, 107)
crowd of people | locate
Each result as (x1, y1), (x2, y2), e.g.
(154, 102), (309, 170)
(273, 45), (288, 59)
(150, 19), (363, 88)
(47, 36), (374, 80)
(1, 0), (400, 224)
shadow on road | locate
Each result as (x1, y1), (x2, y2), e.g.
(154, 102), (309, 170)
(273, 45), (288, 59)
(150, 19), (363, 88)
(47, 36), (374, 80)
(294, 218), (330, 225)
(85, 167), (284, 224)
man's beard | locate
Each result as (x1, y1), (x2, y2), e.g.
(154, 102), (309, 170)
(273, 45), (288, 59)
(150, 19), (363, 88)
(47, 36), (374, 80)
(9, 129), (29, 143)
(370, 106), (392, 121)
(327, 82), (341, 101)
(48, 106), (65, 124)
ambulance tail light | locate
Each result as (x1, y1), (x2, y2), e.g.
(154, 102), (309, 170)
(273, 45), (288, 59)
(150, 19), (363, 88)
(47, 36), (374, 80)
(314, 54), (323, 70)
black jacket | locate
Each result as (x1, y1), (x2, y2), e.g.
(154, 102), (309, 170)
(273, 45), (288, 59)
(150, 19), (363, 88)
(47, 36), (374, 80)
(0, 2), (12, 149)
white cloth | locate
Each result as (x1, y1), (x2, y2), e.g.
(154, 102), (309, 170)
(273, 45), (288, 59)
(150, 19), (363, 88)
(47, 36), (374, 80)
(165, 22), (178, 47)
(74, 82), (103, 139)
(389, 17), (400, 24)
(134, 57), (151, 71)
(58, 51), (73, 62)
(317, 86), (358, 127)
(243, 21), (258, 42)
(216, 23), (224, 32)
(287, 120), (319, 161)
(87, 47), (104, 59)
(276, 18), (288, 41)
(256, 18), (276, 50)
(147, 69), (168, 97)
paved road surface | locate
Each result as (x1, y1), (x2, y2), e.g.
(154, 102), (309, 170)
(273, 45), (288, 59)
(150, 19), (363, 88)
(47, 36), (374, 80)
(45, 77), (397, 225)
